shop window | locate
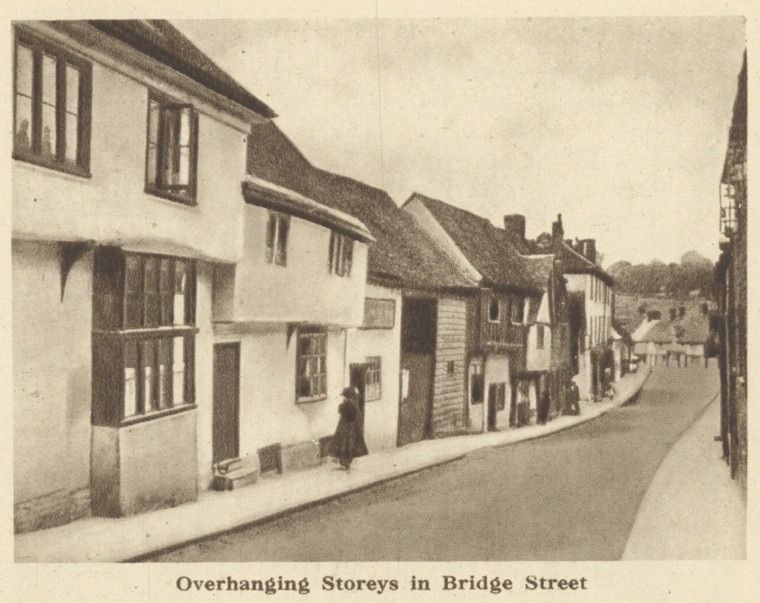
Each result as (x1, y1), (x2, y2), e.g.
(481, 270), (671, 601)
(13, 28), (92, 176)
(296, 329), (327, 402)
(145, 90), (198, 205)
(365, 356), (382, 402)
(266, 212), (290, 266)
(329, 232), (354, 277)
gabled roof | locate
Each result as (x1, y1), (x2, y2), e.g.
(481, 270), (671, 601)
(87, 20), (276, 118)
(404, 192), (543, 295)
(246, 121), (476, 292)
(554, 240), (614, 285)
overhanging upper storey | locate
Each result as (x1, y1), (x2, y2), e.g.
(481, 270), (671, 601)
(242, 176), (375, 245)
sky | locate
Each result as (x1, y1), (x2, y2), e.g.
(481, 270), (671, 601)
(175, 17), (745, 267)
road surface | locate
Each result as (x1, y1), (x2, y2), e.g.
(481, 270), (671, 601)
(150, 366), (719, 561)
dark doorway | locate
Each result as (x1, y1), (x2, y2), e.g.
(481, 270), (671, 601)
(349, 363), (368, 438)
(213, 342), (240, 464)
(398, 298), (437, 446)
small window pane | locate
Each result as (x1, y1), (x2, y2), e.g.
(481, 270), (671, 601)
(178, 146), (190, 185)
(158, 338), (172, 410)
(180, 107), (191, 145)
(141, 340), (156, 413)
(124, 341), (138, 418)
(276, 216), (289, 265)
(42, 53), (57, 106)
(173, 337), (185, 405)
(65, 113), (78, 163)
(266, 214), (276, 263)
(15, 44), (33, 97)
(173, 262), (186, 325)
(15, 95), (32, 152)
(65, 64), (79, 114)
(41, 104), (56, 157)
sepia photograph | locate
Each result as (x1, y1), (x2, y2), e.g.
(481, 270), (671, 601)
(3, 2), (754, 600)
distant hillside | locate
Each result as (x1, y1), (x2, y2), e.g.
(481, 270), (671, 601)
(608, 251), (715, 299)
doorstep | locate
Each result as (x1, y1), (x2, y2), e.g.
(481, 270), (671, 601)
(15, 370), (650, 563)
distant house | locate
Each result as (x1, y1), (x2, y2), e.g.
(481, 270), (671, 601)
(12, 20), (279, 531)
(403, 194), (570, 429)
(247, 121), (479, 447)
(611, 320), (634, 380)
(632, 311), (710, 368)
(536, 216), (615, 400)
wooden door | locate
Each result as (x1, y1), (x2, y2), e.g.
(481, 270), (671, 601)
(397, 352), (434, 446)
(213, 342), (240, 464)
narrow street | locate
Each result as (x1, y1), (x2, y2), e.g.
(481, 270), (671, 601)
(151, 367), (719, 562)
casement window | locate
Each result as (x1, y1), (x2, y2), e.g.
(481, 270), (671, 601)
(266, 212), (290, 266)
(296, 329), (327, 402)
(92, 248), (197, 426)
(536, 324), (545, 349)
(488, 296), (501, 322)
(469, 361), (484, 405)
(489, 383), (507, 412)
(328, 232), (354, 277)
(365, 356), (382, 402)
(13, 30), (92, 176)
(145, 91), (198, 205)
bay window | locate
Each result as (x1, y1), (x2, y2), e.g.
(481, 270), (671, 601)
(329, 232), (354, 277)
(92, 248), (196, 426)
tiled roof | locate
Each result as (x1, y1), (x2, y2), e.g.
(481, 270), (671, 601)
(404, 193), (544, 295)
(87, 20), (276, 118)
(246, 121), (477, 292)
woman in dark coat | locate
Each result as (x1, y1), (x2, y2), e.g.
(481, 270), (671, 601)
(331, 387), (368, 469)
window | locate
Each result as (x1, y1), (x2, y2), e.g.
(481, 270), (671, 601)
(536, 324), (545, 348)
(469, 361), (484, 405)
(296, 329), (327, 402)
(92, 249), (196, 426)
(329, 232), (354, 277)
(145, 91), (198, 204)
(266, 212), (290, 266)
(365, 356), (382, 402)
(489, 297), (500, 322)
(13, 29), (92, 175)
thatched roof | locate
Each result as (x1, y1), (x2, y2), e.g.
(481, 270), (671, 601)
(246, 121), (477, 292)
(87, 20), (276, 118)
(403, 193), (544, 295)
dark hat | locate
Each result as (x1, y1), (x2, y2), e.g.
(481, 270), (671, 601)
(341, 387), (356, 398)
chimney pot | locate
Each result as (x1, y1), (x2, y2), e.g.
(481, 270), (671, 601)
(503, 214), (526, 240)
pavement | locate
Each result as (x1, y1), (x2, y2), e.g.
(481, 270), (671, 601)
(622, 394), (746, 559)
(16, 370), (649, 563)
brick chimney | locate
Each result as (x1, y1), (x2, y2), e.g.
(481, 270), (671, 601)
(580, 239), (596, 264)
(503, 214), (526, 240)
(551, 214), (564, 243)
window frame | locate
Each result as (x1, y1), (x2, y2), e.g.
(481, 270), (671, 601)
(265, 211), (290, 266)
(296, 328), (328, 403)
(92, 249), (197, 427)
(365, 356), (382, 402)
(488, 296), (501, 323)
(13, 27), (92, 178)
(144, 89), (199, 206)
(536, 324), (545, 349)
(328, 231), (354, 277)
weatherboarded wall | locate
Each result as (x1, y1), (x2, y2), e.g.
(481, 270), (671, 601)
(431, 296), (468, 436)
